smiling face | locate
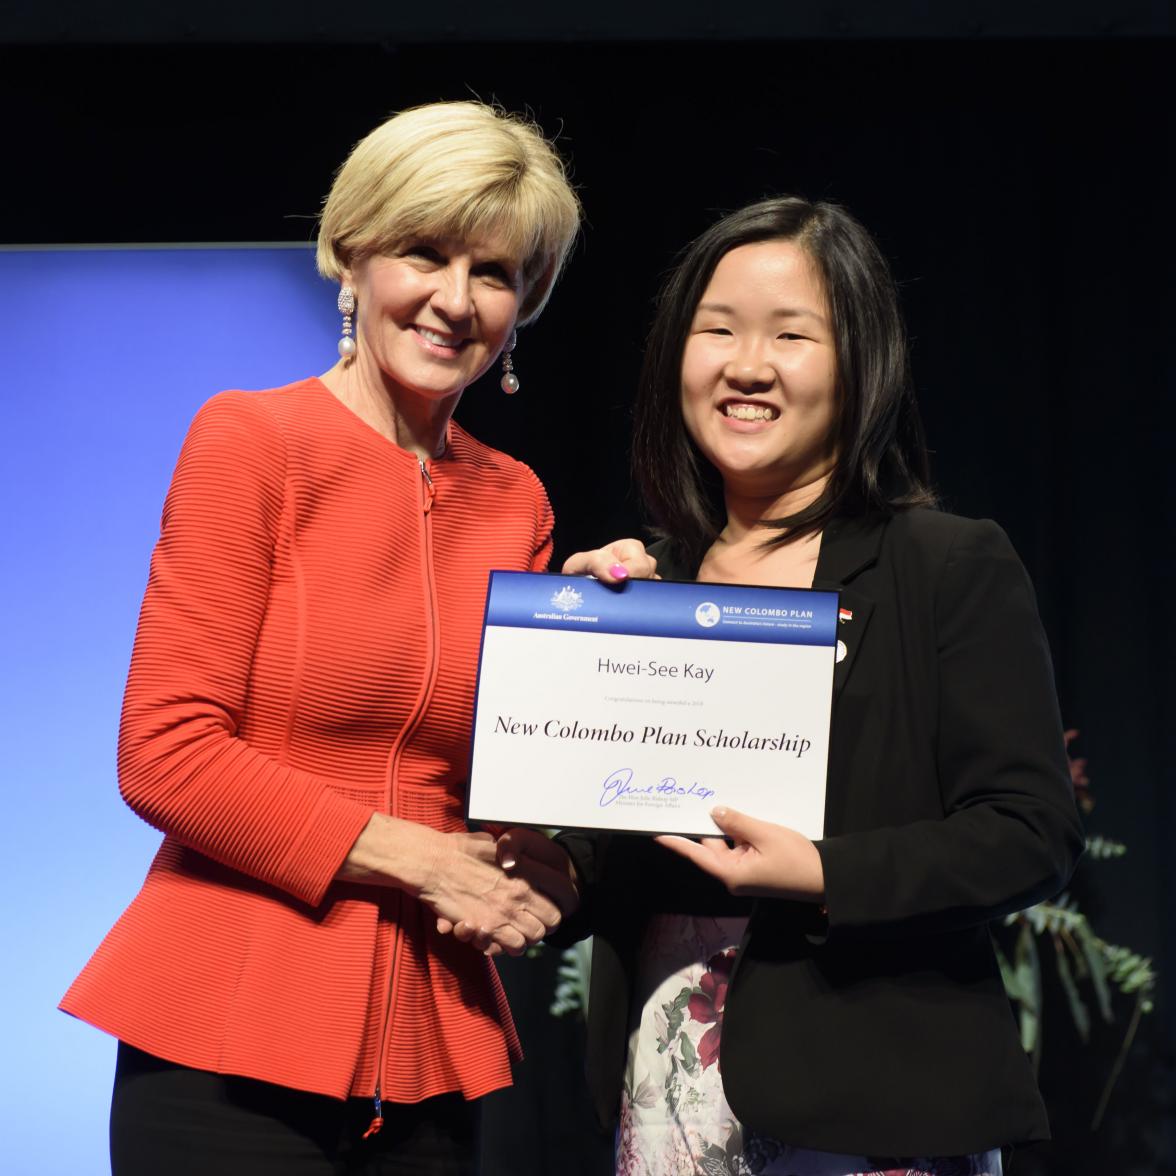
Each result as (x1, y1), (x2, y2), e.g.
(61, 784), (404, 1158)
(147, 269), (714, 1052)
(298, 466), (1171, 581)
(344, 231), (523, 406)
(680, 239), (839, 498)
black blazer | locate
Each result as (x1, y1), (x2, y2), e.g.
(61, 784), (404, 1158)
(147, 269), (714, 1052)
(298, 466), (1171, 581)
(556, 508), (1085, 1157)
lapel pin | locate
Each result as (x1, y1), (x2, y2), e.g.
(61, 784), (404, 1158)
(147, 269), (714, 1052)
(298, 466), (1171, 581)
(838, 607), (853, 624)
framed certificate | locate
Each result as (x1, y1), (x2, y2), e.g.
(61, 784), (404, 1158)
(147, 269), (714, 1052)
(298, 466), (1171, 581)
(466, 572), (838, 837)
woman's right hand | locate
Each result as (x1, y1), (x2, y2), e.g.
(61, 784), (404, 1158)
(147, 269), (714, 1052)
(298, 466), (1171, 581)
(439, 828), (581, 956)
(419, 828), (567, 955)
(339, 814), (562, 956)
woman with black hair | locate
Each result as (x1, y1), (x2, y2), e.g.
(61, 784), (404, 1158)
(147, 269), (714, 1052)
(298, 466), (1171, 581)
(502, 197), (1084, 1175)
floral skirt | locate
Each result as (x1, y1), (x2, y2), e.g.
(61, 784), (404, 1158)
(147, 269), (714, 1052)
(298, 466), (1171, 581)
(617, 914), (1002, 1176)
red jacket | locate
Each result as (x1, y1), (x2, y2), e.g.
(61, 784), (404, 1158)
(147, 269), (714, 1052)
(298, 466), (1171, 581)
(62, 379), (553, 1102)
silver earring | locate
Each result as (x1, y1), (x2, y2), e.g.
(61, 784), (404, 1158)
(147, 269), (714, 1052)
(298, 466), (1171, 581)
(337, 286), (356, 359)
(500, 331), (519, 394)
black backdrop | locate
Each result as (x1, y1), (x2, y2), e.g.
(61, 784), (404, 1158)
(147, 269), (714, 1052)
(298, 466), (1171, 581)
(5, 31), (1172, 1174)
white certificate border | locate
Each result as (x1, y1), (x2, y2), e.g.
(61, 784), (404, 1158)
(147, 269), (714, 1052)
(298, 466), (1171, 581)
(464, 571), (839, 837)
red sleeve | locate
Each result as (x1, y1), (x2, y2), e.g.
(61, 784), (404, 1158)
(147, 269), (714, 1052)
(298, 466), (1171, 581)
(116, 393), (373, 907)
(527, 470), (555, 573)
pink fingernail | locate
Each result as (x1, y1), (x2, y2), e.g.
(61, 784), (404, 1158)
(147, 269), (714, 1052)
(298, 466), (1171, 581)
(609, 563), (630, 580)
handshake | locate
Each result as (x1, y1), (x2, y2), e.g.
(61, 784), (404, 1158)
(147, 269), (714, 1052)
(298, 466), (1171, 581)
(428, 826), (580, 957)
(336, 812), (580, 958)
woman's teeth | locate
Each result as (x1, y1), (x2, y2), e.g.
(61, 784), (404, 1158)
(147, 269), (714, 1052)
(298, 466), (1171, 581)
(417, 327), (460, 347)
(724, 403), (778, 421)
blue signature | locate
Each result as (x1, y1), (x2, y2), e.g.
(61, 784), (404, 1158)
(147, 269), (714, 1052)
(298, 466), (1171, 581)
(599, 767), (716, 808)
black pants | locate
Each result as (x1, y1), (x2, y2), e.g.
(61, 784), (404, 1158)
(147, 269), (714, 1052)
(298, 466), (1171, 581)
(110, 1043), (480, 1176)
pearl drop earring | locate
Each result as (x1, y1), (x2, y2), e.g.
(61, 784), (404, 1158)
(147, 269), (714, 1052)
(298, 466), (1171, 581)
(500, 331), (519, 394)
(337, 286), (356, 359)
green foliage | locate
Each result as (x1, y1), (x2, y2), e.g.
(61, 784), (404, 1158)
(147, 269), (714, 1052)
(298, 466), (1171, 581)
(548, 938), (593, 1018)
(1084, 834), (1128, 860)
(998, 832), (1158, 1129)
(1002, 891), (1157, 1049)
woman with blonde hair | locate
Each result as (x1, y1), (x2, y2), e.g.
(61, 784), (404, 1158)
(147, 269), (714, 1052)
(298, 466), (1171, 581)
(61, 100), (640, 1175)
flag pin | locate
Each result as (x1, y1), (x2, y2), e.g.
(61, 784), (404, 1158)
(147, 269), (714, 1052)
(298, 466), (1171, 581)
(838, 607), (853, 623)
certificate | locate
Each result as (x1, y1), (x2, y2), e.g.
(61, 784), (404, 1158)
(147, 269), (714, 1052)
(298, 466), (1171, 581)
(467, 572), (838, 837)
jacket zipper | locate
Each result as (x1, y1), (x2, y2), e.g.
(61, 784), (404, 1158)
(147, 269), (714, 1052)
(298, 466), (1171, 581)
(364, 457), (438, 1138)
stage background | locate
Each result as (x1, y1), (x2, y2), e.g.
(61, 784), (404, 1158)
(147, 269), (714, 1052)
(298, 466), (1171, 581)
(1, 19), (1172, 1176)
(0, 245), (343, 1175)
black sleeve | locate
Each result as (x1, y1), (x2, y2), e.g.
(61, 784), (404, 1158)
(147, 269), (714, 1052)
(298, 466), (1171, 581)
(815, 520), (1086, 941)
(549, 827), (751, 947)
(546, 830), (602, 947)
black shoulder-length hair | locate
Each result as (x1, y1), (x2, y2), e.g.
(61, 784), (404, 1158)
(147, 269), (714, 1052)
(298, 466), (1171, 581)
(632, 196), (936, 567)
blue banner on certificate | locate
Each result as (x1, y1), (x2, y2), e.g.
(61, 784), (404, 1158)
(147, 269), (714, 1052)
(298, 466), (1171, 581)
(467, 572), (837, 837)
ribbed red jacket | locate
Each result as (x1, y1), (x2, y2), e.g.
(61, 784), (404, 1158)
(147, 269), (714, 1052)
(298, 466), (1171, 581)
(61, 378), (554, 1102)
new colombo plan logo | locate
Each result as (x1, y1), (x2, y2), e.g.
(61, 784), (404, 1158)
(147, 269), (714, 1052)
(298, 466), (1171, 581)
(694, 601), (721, 628)
(550, 585), (584, 613)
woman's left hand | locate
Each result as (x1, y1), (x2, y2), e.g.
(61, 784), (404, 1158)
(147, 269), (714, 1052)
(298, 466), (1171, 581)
(655, 806), (826, 900)
(561, 538), (658, 584)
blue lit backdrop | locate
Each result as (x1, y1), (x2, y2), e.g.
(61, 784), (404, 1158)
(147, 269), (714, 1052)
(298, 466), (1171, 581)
(0, 246), (337, 1175)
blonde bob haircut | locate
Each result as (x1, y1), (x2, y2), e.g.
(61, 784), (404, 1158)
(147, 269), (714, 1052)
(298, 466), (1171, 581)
(317, 101), (581, 324)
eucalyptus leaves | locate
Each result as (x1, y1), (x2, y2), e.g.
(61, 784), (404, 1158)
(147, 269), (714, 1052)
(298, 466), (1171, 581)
(995, 733), (1156, 1130)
